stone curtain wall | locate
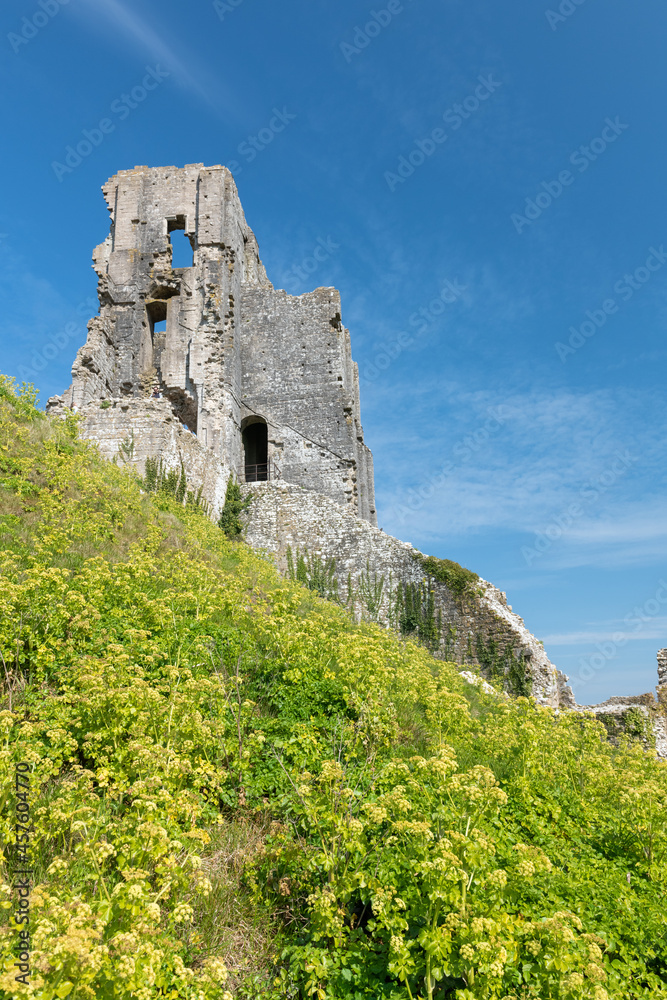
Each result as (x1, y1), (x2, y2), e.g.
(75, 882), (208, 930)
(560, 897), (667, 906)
(241, 480), (574, 708)
(49, 397), (232, 517)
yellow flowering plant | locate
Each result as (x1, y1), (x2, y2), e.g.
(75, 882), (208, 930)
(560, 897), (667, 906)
(0, 376), (666, 999)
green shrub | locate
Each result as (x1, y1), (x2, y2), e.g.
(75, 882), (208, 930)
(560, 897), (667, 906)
(286, 545), (339, 601)
(416, 553), (479, 597)
(218, 475), (252, 538)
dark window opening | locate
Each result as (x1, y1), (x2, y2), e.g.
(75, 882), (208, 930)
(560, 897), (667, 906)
(242, 421), (268, 482)
(147, 300), (167, 340)
(163, 387), (197, 435)
(147, 299), (167, 322)
(167, 216), (194, 269)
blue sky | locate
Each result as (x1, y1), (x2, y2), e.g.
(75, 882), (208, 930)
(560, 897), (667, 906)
(1, 0), (666, 703)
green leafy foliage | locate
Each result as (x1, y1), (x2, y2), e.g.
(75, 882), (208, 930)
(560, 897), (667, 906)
(286, 546), (339, 602)
(0, 376), (666, 1000)
(218, 476), (252, 538)
(415, 555), (479, 598)
(395, 580), (441, 648)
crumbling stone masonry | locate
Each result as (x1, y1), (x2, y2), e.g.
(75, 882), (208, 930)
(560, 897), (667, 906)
(240, 480), (576, 708)
(48, 164), (376, 523)
(580, 649), (667, 759)
(658, 648), (667, 689)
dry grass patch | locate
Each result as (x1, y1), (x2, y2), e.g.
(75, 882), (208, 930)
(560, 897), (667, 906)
(182, 817), (280, 989)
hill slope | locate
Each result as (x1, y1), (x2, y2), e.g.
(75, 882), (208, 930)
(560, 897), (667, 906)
(0, 376), (666, 1000)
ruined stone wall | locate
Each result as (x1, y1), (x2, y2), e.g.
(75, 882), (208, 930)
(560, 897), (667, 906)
(240, 286), (376, 523)
(50, 392), (572, 708)
(50, 397), (231, 518)
(580, 692), (667, 760)
(658, 649), (667, 689)
(241, 480), (574, 708)
(575, 650), (667, 759)
(64, 163), (262, 475)
(49, 163), (376, 523)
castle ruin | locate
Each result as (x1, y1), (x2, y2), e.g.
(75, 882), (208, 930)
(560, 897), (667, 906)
(51, 162), (667, 722)
(50, 163), (376, 524)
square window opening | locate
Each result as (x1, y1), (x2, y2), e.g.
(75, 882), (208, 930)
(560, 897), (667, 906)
(166, 215), (194, 269)
(147, 300), (167, 338)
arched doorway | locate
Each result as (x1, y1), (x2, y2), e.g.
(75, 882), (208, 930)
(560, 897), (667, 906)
(242, 418), (268, 481)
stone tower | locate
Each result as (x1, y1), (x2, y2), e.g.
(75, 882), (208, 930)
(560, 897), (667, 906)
(53, 163), (376, 523)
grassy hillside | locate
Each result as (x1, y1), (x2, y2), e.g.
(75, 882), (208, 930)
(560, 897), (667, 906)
(0, 375), (666, 1000)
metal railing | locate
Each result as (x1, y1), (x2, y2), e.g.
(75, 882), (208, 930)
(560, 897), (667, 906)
(242, 460), (279, 483)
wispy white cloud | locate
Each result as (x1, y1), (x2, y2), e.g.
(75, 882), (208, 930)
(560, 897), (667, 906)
(72, 0), (242, 122)
(565, 505), (667, 545)
(543, 618), (667, 645)
(374, 385), (667, 570)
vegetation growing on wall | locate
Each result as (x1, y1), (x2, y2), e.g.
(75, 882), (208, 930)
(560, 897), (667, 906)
(218, 475), (252, 537)
(282, 548), (534, 696)
(357, 559), (386, 619)
(415, 553), (480, 598)
(596, 706), (656, 749)
(1, 377), (666, 999)
(286, 545), (339, 602)
(143, 455), (209, 513)
(395, 579), (441, 648)
(474, 634), (533, 698)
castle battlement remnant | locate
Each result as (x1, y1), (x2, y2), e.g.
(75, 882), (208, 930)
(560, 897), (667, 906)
(49, 163), (376, 523)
